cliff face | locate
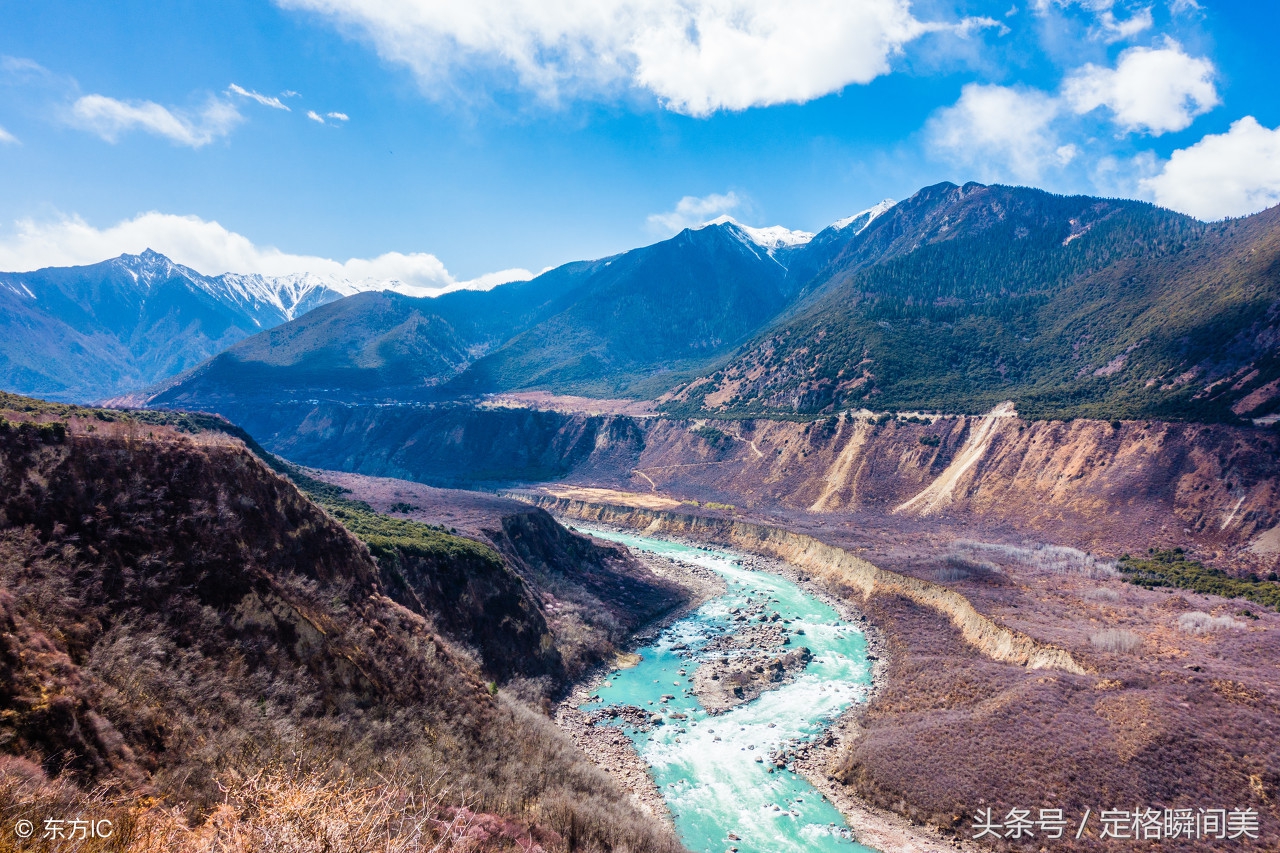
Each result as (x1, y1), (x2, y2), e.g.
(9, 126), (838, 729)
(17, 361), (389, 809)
(216, 399), (1280, 568)
(628, 409), (1280, 562)
(296, 469), (689, 689)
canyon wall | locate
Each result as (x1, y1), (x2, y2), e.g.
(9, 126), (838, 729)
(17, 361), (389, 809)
(214, 399), (1280, 566)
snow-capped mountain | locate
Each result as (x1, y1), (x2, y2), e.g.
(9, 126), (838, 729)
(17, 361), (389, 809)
(1, 199), (902, 404)
(213, 271), (372, 325)
(699, 215), (815, 254)
(831, 199), (896, 234)
(0, 250), (374, 401)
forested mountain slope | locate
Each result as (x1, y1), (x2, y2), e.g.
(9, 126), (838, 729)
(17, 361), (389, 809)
(665, 183), (1280, 422)
(151, 219), (816, 406)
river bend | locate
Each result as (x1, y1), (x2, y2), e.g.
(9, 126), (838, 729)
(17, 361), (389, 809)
(577, 527), (879, 853)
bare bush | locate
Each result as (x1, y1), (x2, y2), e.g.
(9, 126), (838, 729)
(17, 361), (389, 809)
(949, 539), (1117, 579)
(928, 566), (970, 583)
(944, 554), (1000, 574)
(1083, 587), (1121, 603)
(1090, 628), (1144, 654)
(1177, 611), (1247, 635)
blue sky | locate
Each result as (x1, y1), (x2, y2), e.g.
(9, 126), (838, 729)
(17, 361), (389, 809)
(1, 0), (1278, 290)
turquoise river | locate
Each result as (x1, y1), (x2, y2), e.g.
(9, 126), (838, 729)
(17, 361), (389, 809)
(576, 527), (879, 853)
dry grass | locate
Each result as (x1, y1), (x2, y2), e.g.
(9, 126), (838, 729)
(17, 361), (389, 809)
(0, 757), (540, 853)
(1083, 587), (1121, 603)
(0, 423), (684, 853)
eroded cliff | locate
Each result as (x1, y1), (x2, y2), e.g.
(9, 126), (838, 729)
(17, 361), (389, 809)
(213, 399), (1280, 570)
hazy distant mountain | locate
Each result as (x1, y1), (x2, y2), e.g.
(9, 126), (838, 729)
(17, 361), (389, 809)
(151, 218), (851, 406)
(0, 250), (365, 401)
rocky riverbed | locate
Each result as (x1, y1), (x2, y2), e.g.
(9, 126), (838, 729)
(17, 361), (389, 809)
(552, 545), (724, 825)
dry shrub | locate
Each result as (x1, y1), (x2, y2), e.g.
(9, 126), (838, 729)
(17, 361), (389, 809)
(949, 539), (1117, 579)
(1083, 587), (1121, 603)
(0, 758), (531, 853)
(1090, 628), (1144, 654)
(1177, 611), (1247, 635)
(0, 428), (684, 853)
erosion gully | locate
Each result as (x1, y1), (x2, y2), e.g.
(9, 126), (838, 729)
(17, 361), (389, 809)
(576, 527), (878, 853)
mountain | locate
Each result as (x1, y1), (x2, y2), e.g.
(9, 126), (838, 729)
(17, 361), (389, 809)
(152, 217), (843, 407)
(664, 182), (1280, 423)
(0, 250), (362, 402)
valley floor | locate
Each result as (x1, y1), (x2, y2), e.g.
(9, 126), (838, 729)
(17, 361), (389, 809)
(320, 470), (1280, 851)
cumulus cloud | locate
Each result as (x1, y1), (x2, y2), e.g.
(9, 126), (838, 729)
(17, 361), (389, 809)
(0, 125), (18, 145)
(0, 211), (531, 295)
(306, 109), (326, 124)
(275, 0), (989, 116)
(1063, 40), (1217, 134)
(326, 111), (349, 121)
(647, 192), (743, 233)
(1141, 117), (1280, 220)
(228, 83), (291, 110)
(926, 84), (1069, 183)
(69, 94), (243, 147)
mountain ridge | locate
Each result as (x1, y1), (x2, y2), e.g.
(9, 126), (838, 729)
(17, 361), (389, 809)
(663, 182), (1280, 423)
(0, 250), (364, 401)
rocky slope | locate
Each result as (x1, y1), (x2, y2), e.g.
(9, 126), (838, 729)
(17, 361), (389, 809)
(0, 395), (684, 852)
(193, 399), (1280, 571)
(304, 469), (689, 691)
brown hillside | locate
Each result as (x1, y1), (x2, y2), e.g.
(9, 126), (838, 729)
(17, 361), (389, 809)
(0, 408), (683, 852)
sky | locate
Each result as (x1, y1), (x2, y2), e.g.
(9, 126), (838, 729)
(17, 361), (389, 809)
(1, 0), (1278, 293)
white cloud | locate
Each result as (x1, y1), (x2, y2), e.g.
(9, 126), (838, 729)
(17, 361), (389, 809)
(70, 94), (242, 147)
(463, 268), (534, 290)
(0, 125), (18, 145)
(306, 109), (325, 124)
(228, 83), (291, 111)
(1141, 117), (1280, 220)
(1063, 41), (1217, 134)
(0, 211), (532, 296)
(326, 111), (349, 121)
(1091, 6), (1153, 41)
(1032, 0), (1153, 40)
(647, 192), (743, 233)
(926, 83), (1064, 183)
(276, 0), (989, 116)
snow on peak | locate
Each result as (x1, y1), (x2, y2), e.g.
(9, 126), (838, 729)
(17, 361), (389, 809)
(831, 199), (896, 234)
(112, 249), (203, 290)
(700, 215), (815, 251)
(214, 271), (381, 320)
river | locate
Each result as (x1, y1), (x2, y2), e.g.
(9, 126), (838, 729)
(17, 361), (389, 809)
(576, 527), (879, 853)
